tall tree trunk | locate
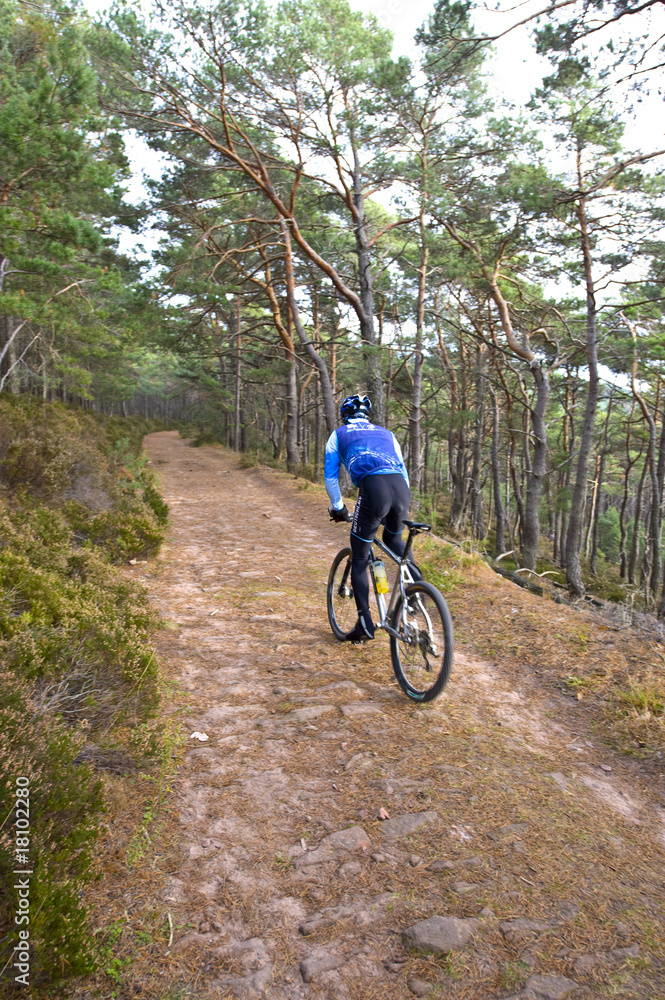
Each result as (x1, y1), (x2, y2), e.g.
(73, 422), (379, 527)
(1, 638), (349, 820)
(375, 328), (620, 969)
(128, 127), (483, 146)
(589, 395), (614, 575)
(619, 412), (640, 580)
(521, 364), (549, 570)
(565, 195), (600, 594)
(347, 123), (383, 421)
(314, 380), (322, 482)
(654, 384), (665, 603)
(436, 314), (466, 531)
(629, 447), (648, 585)
(408, 204), (427, 491)
(233, 301), (242, 452)
(470, 345), (486, 540)
(585, 452), (601, 558)
(285, 348), (299, 474)
(488, 385), (507, 555)
(555, 370), (576, 565)
(623, 314), (660, 602)
(280, 220), (337, 435)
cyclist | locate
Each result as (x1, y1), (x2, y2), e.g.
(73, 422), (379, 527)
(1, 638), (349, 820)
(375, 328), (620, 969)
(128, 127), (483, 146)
(325, 394), (419, 644)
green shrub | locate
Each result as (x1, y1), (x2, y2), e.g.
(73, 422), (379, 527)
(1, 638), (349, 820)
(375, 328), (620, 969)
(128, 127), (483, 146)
(88, 496), (165, 561)
(0, 397), (167, 992)
(0, 671), (103, 988)
(142, 483), (169, 526)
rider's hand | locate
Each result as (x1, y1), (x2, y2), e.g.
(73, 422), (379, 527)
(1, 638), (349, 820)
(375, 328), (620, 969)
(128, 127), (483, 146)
(329, 504), (350, 523)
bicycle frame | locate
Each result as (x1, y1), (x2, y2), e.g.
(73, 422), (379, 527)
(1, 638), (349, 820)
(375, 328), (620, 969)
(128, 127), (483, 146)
(370, 527), (424, 639)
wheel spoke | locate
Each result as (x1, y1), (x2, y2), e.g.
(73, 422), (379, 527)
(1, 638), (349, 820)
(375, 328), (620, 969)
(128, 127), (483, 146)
(389, 582), (453, 702)
(327, 548), (357, 639)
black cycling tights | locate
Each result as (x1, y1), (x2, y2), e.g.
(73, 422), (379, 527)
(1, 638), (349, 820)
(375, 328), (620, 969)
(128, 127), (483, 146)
(349, 473), (417, 613)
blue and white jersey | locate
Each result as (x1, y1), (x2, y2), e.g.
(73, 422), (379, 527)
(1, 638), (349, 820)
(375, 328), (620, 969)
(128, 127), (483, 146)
(324, 417), (409, 509)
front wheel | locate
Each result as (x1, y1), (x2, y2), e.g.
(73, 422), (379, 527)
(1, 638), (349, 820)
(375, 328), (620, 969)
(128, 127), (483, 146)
(390, 581), (454, 702)
(327, 547), (356, 640)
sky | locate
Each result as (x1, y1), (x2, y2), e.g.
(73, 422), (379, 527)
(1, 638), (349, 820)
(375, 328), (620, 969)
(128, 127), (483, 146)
(348, 0), (665, 148)
(349, 0), (552, 100)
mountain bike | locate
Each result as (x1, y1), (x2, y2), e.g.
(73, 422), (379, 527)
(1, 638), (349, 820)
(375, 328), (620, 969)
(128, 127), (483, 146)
(327, 520), (454, 702)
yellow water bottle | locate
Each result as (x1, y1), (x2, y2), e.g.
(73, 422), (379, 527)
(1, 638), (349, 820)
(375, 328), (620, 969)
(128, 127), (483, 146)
(371, 559), (389, 595)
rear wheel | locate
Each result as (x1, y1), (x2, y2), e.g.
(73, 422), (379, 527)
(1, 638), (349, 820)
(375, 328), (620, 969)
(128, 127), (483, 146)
(327, 547), (356, 639)
(390, 581), (453, 702)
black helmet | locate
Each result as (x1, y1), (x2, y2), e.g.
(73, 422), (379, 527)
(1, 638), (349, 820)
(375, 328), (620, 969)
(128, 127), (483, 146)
(340, 394), (372, 423)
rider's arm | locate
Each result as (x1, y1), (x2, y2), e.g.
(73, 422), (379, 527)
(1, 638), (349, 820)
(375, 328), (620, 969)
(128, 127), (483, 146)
(392, 433), (410, 487)
(324, 430), (345, 509)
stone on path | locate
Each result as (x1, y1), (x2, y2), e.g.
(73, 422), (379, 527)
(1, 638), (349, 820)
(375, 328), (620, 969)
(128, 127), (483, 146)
(339, 702), (382, 717)
(325, 826), (372, 851)
(427, 858), (454, 871)
(212, 965), (273, 999)
(300, 949), (345, 982)
(408, 976), (433, 996)
(380, 811), (438, 838)
(402, 915), (478, 954)
(609, 943), (639, 961)
(455, 855), (483, 868)
(450, 881), (477, 894)
(573, 943), (639, 974)
(294, 825), (371, 868)
(288, 705), (334, 722)
(210, 938), (273, 999)
(573, 955), (599, 973)
(299, 893), (391, 935)
(522, 973), (578, 999)
(344, 752), (370, 772)
(320, 680), (365, 696)
(499, 918), (553, 944)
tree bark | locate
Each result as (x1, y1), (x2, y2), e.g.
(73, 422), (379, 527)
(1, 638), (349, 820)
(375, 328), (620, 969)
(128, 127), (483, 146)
(623, 313), (660, 603)
(279, 220), (337, 436)
(629, 450), (648, 585)
(470, 345), (486, 539)
(521, 362), (549, 570)
(233, 301), (242, 452)
(619, 409), (640, 579)
(408, 204), (428, 492)
(589, 394), (614, 575)
(348, 138), (383, 421)
(488, 384), (507, 555)
(285, 345), (299, 474)
(564, 195), (600, 595)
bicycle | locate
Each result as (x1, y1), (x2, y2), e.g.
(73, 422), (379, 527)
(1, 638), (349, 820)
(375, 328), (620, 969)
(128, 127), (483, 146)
(327, 520), (454, 702)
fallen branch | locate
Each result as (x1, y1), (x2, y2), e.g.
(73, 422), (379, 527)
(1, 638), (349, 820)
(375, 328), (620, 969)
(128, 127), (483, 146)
(513, 568), (561, 579)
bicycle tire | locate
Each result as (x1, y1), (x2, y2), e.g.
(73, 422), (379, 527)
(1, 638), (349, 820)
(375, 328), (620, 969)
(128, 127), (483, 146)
(389, 581), (454, 702)
(327, 547), (356, 640)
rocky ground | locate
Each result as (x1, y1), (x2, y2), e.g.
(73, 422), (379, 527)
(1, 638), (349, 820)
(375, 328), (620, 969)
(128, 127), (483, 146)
(78, 431), (665, 1000)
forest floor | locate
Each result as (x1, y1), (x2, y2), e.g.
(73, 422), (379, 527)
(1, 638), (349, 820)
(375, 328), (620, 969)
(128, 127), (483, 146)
(73, 431), (665, 1000)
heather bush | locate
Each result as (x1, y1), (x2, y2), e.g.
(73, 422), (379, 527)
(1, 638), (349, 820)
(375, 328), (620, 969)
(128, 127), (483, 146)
(0, 397), (167, 992)
(0, 672), (103, 989)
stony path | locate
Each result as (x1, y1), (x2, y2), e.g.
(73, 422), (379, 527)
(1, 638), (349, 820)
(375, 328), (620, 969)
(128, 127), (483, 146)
(136, 432), (665, 1000)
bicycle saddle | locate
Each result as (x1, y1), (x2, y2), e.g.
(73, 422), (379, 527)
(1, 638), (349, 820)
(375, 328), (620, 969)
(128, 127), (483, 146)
(402, 519), (432, 533)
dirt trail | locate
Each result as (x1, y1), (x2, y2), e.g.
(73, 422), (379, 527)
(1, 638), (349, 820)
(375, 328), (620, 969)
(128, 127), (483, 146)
(130, 431), (664, 1000)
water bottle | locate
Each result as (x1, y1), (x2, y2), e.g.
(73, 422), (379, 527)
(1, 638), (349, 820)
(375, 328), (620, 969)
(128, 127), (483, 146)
(371, 559), (389, 595)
